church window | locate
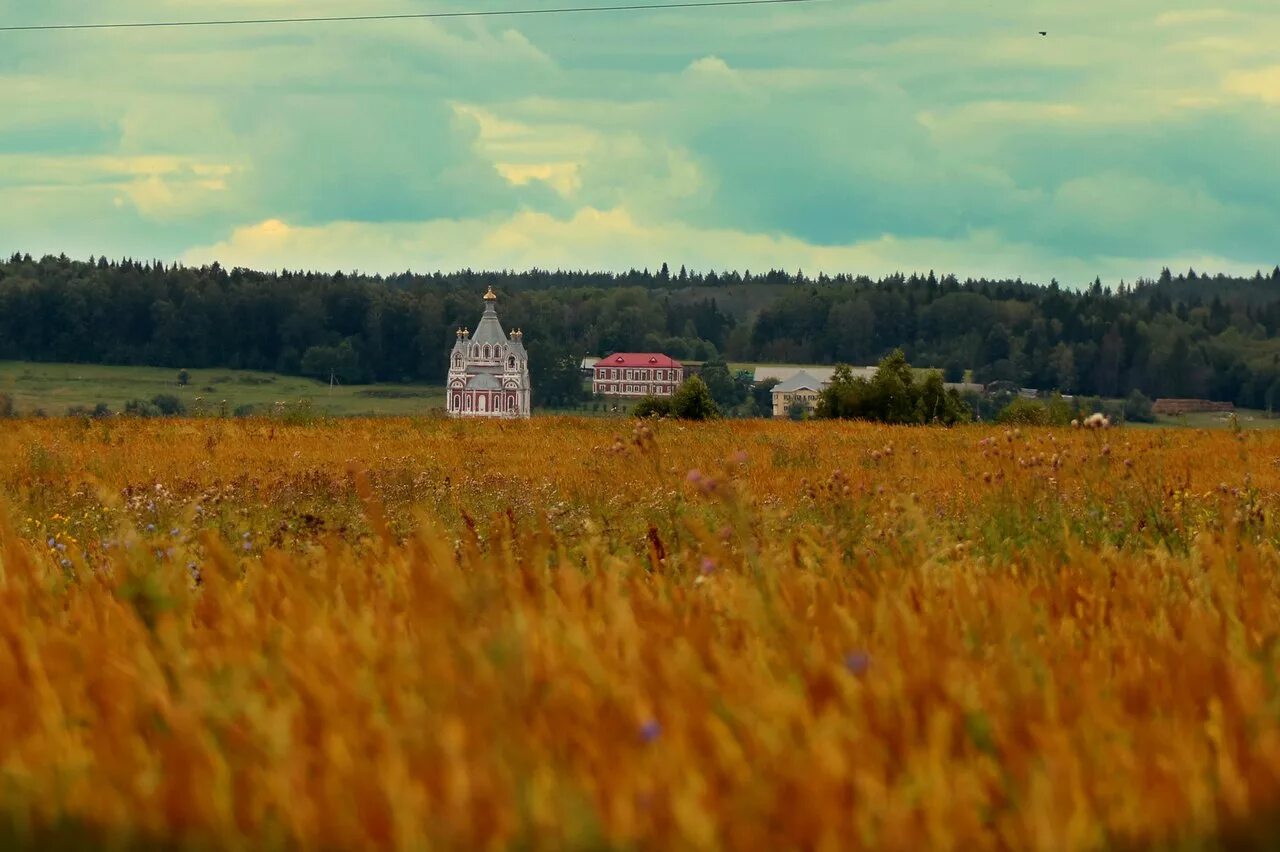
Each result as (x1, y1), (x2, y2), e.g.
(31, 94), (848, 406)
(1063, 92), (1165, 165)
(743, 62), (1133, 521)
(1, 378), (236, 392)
(483, 345), (490, 358)
(508, 356), (516, 369)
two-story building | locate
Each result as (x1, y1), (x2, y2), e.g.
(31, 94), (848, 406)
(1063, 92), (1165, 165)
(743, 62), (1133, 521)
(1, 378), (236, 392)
(771, 370), (827, 417)
(593, 353), (684, 397)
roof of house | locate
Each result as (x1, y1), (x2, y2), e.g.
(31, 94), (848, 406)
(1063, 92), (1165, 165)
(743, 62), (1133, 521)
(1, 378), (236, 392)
(772, 370), (827, 393)
(594, 353), (683, 369)
(755, 366), (875, 385)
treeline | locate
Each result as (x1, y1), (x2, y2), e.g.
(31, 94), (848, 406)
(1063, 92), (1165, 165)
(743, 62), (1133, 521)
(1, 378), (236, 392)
(4, 253), (1280, 408)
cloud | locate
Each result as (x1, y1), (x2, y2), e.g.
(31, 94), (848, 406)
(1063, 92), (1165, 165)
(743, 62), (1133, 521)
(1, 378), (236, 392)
(180, 207), (1264, 286)
(1225, 65), (1280, 104)
(2, 0), (1280, 281)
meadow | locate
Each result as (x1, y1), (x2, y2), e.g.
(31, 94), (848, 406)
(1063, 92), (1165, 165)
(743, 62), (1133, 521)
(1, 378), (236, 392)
(0, 361), (446, 418)
(2, 416), (1280, 849)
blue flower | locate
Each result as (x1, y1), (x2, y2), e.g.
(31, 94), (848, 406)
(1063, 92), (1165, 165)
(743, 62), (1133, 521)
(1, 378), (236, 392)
(639, 719), (662, 744)
(844, 651), (871, 676)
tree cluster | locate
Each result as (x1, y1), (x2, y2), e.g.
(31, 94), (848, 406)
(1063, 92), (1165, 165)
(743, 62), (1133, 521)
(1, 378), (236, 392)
(815, 351), (970, 425)
(5, 254), (1280, 409)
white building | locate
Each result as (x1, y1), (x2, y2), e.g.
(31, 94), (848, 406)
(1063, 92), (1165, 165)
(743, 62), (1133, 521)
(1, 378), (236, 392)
(446, 286), (531, 418)
(771, 371), (828, 417)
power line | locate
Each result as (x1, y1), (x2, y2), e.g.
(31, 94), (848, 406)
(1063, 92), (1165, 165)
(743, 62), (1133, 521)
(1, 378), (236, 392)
(0, 0), (825, 33)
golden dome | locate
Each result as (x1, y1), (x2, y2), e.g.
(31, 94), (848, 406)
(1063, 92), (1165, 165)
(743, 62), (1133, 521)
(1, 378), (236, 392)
(483, 285), (498, 301)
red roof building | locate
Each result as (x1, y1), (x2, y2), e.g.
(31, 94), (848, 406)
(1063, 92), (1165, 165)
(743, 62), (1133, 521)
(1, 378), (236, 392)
(592, 353), (685, 398)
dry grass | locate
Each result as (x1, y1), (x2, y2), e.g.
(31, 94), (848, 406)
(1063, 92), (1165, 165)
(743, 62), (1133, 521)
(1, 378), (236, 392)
(2, 417), (1280, 849)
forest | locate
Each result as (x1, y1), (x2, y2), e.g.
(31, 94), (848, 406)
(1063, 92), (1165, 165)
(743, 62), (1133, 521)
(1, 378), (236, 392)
(3, 253), (1280, 408)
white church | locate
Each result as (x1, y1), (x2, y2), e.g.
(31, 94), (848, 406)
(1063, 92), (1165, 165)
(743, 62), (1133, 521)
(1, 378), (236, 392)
(446, 286), (532, 418)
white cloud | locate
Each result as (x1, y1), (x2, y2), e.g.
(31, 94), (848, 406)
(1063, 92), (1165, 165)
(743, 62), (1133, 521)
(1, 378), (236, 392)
(1225, 65), (1280, 104)
(180, 207), (1263, 285)
(0, 154), (241, 217)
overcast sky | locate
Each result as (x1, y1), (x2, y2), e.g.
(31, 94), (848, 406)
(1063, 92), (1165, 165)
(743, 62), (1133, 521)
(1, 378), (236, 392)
(1, 0), (1277, 283)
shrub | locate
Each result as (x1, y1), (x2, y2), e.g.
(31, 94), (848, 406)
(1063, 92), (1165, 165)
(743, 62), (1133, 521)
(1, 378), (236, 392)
(177, 369), (190, 386)
(150, 394), (186, 416)
(124, 399), (162, 418)
(1124, 389), (1155, 423)
(0, 392), (14, 418)
(995, 398), (1049, 426)
(633, 396), (673, 419)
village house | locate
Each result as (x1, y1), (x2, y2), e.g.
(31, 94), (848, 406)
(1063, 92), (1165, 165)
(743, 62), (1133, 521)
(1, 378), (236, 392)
(593, 353), (684, 398)
(771, 370), (827, 417)
(446, 286), (531, 418)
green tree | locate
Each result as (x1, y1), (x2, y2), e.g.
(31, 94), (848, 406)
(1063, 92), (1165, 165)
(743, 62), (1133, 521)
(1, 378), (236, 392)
(699, 357), (742, 409)
(530, 345), (585, 408)
(671, 376), (720, 420)
(301, 340), (364, 385)
(751, 378), (780, 417)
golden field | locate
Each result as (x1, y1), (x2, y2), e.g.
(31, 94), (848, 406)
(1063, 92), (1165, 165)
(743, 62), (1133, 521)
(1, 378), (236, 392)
(1, 416), (1280, 850)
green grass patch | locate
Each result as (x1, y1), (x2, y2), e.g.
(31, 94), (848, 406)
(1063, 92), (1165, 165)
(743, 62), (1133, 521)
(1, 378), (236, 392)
(0, 361), (446, 418)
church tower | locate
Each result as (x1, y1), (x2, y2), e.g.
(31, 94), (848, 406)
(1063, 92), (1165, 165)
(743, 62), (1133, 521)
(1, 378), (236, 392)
(446, 286), (531, 418)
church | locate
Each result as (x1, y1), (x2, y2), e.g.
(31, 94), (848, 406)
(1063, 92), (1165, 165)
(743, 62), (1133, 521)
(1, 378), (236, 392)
(446, 286), (532, 418)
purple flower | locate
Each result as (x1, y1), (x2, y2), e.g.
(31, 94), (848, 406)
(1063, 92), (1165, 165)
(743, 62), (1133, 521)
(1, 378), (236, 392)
(46, 537), (56, 548)
(844, 651), (871, 676)
(700, 557), (717, 575)
(145, 524), (156, 533)
(639, 719), (662, 744)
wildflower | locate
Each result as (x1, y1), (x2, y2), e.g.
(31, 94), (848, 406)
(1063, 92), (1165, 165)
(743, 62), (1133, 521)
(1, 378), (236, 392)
(170, 527), (180, 536)
(844, 651), (871, 676)
(46, 537), (56, 548)
(639, 719), (662, 744)
(145, 524), (156, 533)
(700, 557), (717, 575)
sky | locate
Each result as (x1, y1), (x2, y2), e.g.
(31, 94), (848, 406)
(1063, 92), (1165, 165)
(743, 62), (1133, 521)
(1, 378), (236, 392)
(1, 0), (1277, 284)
